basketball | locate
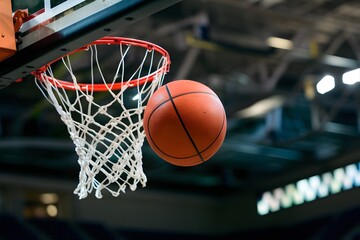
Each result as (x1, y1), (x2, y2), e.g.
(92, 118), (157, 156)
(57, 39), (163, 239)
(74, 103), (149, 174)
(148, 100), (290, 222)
(143, 80), (227, 167)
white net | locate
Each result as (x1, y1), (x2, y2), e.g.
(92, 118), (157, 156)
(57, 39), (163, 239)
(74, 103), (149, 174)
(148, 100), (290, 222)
(34, 37), (169, 199)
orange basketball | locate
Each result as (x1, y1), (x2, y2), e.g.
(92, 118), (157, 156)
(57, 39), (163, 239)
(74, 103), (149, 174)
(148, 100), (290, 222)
(143, 80), (227, 167)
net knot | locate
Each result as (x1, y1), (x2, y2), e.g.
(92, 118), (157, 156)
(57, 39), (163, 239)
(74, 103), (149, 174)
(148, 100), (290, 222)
(60, 112), (71, 123)
(86, 95), (94, 102)
(99, 106), (107, 114)
(85, 116), (94, 124)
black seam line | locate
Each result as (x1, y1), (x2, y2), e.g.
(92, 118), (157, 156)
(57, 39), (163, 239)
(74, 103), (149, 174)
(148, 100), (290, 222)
(165, 85), (205, 162)
(201, 110), (226, 154)
(152, 91), (216, 113)
(147, 92), (215, 159)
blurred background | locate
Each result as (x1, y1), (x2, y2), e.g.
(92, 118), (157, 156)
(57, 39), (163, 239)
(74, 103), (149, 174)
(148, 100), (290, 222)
(0, 0), (360, 239)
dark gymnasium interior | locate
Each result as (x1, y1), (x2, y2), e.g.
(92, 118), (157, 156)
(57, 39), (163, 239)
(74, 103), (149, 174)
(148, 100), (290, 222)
(0, 0), (359, 239)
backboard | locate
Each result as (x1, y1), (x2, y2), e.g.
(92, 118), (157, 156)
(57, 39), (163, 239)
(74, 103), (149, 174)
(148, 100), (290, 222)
(0, 0), (180, 88)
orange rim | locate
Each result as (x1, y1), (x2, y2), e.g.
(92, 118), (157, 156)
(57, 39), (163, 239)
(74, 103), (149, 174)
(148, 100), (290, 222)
(33, 36), (170, 91)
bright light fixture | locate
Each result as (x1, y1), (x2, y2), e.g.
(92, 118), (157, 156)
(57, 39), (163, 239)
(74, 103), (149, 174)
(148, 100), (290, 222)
(46, 204), (58, 217)
(316, 75), (335, 94)
(266, 37), (293, 50)
(257, 162), (360, 215)
(236, 95), (285, 118)
(39, 193), (59, 204)
(342, 68), (360, 85)
(132, 93), (140, 101)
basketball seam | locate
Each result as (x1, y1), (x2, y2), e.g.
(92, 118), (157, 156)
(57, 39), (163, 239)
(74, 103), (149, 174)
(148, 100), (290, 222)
(165, 85), (205, 163)
(198, 110), (226, 157)
(146, 91), (224, 160)
(152, 91), (217, 110)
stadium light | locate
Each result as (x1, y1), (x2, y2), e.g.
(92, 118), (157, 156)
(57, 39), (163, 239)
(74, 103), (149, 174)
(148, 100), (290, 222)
(342, 68), (360, 85)
(316, 75), (335, 94)
(266, 37), (293, 50)
(257, 162), (360, 215)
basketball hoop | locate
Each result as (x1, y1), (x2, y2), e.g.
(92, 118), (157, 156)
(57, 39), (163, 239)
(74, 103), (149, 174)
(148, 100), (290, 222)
(33, 37), (170, 199)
